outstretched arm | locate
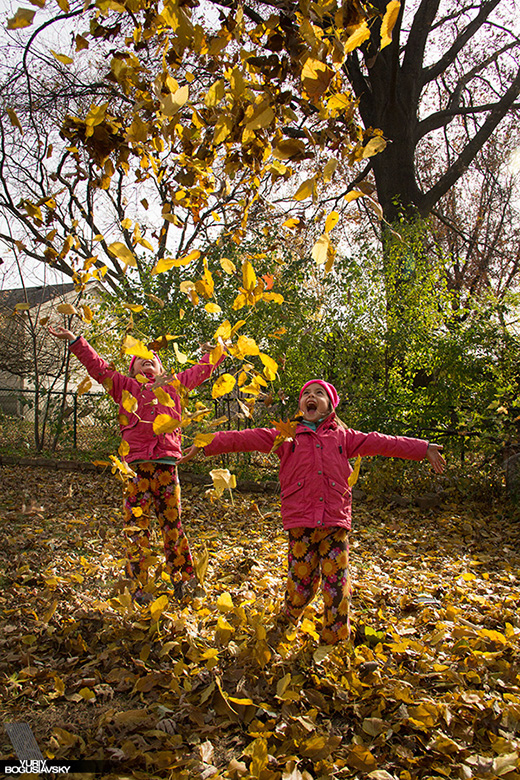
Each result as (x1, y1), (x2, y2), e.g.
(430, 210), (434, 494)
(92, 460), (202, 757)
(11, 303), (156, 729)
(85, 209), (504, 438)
(178, 445), (201, 464)
(48, 325), (77, 342)
(426, 443), (446, 474)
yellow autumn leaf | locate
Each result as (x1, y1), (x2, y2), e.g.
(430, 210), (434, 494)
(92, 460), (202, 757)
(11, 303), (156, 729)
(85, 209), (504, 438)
(294, 177), (316, 201)
(212, 373), (236, 399)
(220, 257), (236, 274)
(236, 335), (260, 356)
(173, 342), (188, 364)
(85, 103), (107, 127)
(122, 335), (155, 360)
(345, 189), (365, 203)
(348, 455), (362, 487)
(282, 217), (300, 229)
(323, 158), (338, 183)
(205, 303), (222, 314)
(246, 106), (275, 131)
(150, 594), (169, 621)
(312, 234), (330, 265)
(56, 303), (78, 315)
(153, 414), (181, 435)
(217, 591), (234, 612)
(301, 57), (334, 99)
(152, 250), (201, 274)
(76, 376), (92, 396)
(214, 114), (233, 144)
(107, 241), (137, 267)
(14, 302), (31, 312)
(344, 20), (371, 54)
(6, 108), (22, 131)
(300, 618), (319, 640)
(81, 305), (93, 322)
(50, 50), (74, 65)
(194, 432), (215, 448)
(119, 440), (130, 458)
(325, 211), (340, 232)
(242, 260), (257, 292)
(153, 387), (176, 407)
(210, 468), (237, 499)
(381, 1), (401, 49)
(362, 136), (387, 158)
(121, 390), (138, 415)
(214, 320), (232, 341)
(7, 7), (36, 28)
(205, 79), (225, 107)
(259, 353), (278, 379)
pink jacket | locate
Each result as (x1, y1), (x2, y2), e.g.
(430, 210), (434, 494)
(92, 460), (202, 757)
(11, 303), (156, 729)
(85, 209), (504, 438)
(70, 336), (222, 462)
(204, 414), (429, 530)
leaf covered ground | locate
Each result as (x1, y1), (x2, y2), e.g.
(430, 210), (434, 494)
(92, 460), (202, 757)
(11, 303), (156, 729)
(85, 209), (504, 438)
(1, 465), (520, 780)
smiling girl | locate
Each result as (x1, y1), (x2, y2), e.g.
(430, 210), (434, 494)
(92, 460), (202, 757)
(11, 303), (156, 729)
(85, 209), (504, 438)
(180, 379), (445, 644)
(48, 325), (223, 604)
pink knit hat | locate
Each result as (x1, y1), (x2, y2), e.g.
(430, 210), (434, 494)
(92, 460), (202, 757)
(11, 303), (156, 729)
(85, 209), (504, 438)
(299, 380), (340, 408)
(128, 352), (163, 377)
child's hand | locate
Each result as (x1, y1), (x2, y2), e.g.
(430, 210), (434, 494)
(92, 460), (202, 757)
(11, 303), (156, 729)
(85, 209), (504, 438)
(178, 445), (201, 464)
(48, 325), (76, 341)
(426, 443), (445, 474)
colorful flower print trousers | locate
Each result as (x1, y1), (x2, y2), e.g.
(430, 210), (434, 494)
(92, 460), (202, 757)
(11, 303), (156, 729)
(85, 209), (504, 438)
(123, 461), (194, 585)
(285, 526), (351, 644)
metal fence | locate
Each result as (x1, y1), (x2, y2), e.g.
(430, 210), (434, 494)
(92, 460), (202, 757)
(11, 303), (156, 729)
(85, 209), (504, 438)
(0, 386), (284, 469)
(0, 387), (119, 456)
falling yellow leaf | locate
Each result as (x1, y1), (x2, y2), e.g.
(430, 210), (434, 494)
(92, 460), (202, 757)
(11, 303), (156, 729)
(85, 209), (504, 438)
(56, 303), (78, 315)
(294, 177), (316, 201)
(50, 50), (74, 65)
(312, 234), (330, 265)
(242, 260), (257, 292)
(210, 468), (237, 498)
(107, 241), (138, 267)
(348, 455), (362, 487)
(122, 335), (155, 360)
(325, 211), (340, 232)
(194, 432), (215, 448)
(153, 414), (181, 435)
(153, 387), (176, 407)
(212, 373), (236, 399)
(220, 257), (236, 274)
(6, 108), (22, 131)
(7, 7), (36, 28)
(362, 136), (387, 158)
(121, 390), (138, 415)
(76, 376), (92, 396)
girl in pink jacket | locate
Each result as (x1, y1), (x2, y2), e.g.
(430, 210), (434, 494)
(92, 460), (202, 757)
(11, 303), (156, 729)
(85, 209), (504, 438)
(181, 379), (445, 644)
(49, 325), (223, 604)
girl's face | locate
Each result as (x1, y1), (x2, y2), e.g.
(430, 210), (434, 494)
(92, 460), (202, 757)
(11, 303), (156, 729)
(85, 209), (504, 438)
(299, 382), (331, 422)
(130, 355), (163, 378)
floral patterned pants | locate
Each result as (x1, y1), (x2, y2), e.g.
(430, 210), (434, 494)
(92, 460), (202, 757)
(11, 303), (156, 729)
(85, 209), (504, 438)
(123, 462), (194, 585)
(285, 526), (351, 644)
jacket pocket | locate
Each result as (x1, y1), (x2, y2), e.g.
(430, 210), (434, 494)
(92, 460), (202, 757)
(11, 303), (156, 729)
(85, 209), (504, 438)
(328, 478), (349, 497)
(281, 478), (306, 500)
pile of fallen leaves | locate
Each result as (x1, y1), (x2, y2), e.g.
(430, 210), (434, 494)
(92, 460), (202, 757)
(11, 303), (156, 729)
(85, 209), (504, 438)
(1, 465), (520, 780)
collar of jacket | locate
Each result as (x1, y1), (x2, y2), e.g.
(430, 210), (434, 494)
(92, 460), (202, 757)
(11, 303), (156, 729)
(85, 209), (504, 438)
(296, 411), (337, 433)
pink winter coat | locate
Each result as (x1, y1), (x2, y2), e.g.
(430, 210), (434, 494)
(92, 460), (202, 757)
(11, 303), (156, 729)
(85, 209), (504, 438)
(70, 336), (222, 462)
(204, 414), (429, 530)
